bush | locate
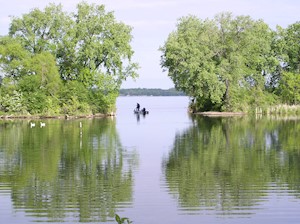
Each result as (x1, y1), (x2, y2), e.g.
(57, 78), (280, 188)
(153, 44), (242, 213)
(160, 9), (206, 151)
(59, 81), (92, 115)
(0, 90), (27, 114)
(22, 91), (47, 114)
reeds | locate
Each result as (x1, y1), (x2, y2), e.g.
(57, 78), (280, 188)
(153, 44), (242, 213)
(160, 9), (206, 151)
(255, 104), (300, 116)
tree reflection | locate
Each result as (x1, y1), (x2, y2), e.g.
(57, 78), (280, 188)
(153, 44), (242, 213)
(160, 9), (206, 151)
(163, 116), (300, 214)
(0, 118), (137, 222)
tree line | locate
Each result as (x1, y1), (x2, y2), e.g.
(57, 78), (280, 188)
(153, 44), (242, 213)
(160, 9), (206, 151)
(119, 88), (185, 96)
(0, 2), (138, 116)
(1, 5), (300, 115)
(160, 13), (300, 112)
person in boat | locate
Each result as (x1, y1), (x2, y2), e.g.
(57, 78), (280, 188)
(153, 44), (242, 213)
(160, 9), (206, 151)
(136, 103), (140, 111)
(141, 107), (146, 114)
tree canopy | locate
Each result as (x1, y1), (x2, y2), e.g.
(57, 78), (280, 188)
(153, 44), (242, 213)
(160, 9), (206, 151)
(160, 12), (300, 112)
(0, 2), (138, 115)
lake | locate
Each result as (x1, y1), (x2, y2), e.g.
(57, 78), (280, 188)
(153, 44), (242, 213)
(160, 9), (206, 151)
(1, 96), (300, 224)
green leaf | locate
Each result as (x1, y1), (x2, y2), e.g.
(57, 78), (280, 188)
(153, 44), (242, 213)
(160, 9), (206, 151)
(115, 214), (121, 223)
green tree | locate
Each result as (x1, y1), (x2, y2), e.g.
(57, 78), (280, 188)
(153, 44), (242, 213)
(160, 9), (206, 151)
(67, 2), (139, 87)
(160, 13), (276, 112)
(0, 2), (138, 115)
(278, 72), (300, 104)
(275, 22), (300, 104)
(59, 81), (91, 115)
(16, 52), (62, 114)
(160, 15), (224, 111)
(9, 3), (68, 55)
(280, 22), (300, 73)
(0, 36), (30, 79)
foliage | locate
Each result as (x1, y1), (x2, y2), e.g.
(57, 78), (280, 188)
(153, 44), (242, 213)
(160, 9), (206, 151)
(115, 214), (133, 224)
(274, 23), (300, 104)
(59, 81), (91, 115)
(0, 36), (30, 79)
(0, 90), (27, 113)
(277, 72), (300, 104)
(0, 2), (138, 115)
(55, 3), (139, 86)
(160, 15), (224, 111)
(279, 22), (300, 73)
(160, 12), (300, 112)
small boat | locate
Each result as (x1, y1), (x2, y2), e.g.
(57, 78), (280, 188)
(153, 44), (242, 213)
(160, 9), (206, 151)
(134, 108), (149, 115)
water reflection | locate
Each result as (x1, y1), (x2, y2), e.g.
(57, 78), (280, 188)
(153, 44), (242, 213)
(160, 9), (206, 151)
(0, 119), (137, 222)
(134, 113), (148, 123)
(163, 116), (300, 216)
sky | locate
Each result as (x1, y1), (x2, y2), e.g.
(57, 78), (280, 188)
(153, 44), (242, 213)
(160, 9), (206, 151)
(0, 0), (300, 89)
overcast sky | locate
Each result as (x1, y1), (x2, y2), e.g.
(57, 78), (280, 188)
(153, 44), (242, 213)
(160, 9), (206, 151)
(1, 0), (300, 89)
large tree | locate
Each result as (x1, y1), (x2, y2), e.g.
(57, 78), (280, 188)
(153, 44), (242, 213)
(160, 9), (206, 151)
(0, 2), (138, 115)
(0, 37), (62, 114)
(160, 12), (277, 112)
(275, 22), (300, 104)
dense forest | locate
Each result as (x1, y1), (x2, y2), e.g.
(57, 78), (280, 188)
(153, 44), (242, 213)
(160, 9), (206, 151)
(119, 88), (185, 96)
(160, 13), (300, 113)
(0, 2), (138, 116)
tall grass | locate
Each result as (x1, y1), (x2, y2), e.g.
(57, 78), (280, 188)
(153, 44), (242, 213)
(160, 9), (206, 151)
(255, 104), (300, 116)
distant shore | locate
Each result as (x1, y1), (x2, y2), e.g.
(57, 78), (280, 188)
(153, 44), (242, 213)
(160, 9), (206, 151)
(119, 88), (185, 96)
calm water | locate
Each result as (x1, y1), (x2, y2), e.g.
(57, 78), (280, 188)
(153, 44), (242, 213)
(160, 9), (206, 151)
(1, 96), (300, 224)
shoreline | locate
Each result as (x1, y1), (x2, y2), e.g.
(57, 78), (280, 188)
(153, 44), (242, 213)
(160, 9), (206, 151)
(0, 113), (115, 120)
(194, 111), (246, 117)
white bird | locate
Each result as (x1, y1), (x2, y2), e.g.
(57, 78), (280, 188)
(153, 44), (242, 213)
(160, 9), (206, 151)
(30, 122), (35, 128)
(40, 122), (46, 128)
